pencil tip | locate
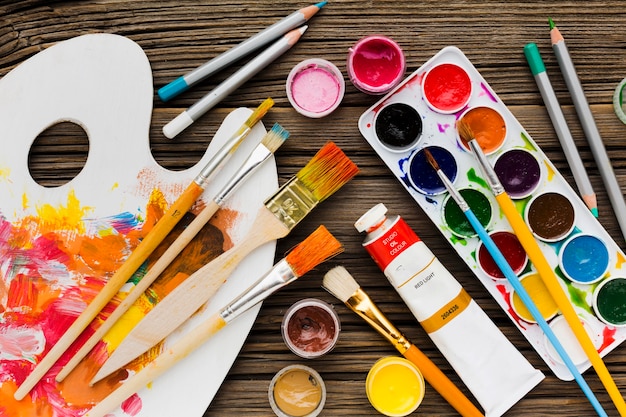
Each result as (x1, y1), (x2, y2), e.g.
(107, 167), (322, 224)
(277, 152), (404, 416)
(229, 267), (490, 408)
(548, 17), (555, 30)
(591, 208), (599, 218)
(316, 1), (328, 8)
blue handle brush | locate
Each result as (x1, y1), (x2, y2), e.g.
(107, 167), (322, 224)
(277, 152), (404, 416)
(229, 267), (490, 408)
(423, 147), (607, 417)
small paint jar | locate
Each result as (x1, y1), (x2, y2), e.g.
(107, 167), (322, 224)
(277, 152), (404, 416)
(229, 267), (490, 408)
(558, 234), (610, 285)
(525, 192), (576, 242)
(593, 277), (626, 326)
(510, 272), (559, 323)
(442, 188), (493, 239)
(281, 298), (341, 359)
(543, 315), (600, 365)
(268, 364), (326, 417)
(477, 230), (528, 280)
(494, 148), (543, 199)
(457, 106), (507, 155)
(286, 58), (345, 118)
(422, 62), (473, 114)
(366, 356), (425, 417)
(374, 102), (423, 152)
(407, 146), (458, 195)
(347, 35), (406, 95)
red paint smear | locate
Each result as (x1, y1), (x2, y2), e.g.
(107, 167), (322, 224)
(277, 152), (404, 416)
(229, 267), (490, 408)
(495, 283), (529, 330)
(121, 393), (143, 416)
(598, 326), (617, 353)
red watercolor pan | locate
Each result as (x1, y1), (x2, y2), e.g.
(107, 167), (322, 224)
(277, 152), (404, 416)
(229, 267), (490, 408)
(422, 62), (472, 114)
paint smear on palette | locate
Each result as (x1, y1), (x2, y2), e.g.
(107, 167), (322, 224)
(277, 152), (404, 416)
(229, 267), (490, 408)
(0, 187), (239, 417)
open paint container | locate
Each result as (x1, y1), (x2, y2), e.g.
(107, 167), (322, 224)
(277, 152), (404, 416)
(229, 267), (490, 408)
(286, 58), (345, 118)
(281, 298), (341, 359)
(268, 364), (326, 417)
(374, 102), (423, 152)
(593, 277), (626, 326)
(357, 45), (626, 380)
(442, 187), (493, 238)
(365, 356), (425, 417)
(477, 230), (528, 281)
(558, 234), (610, 285)
(525, 191), (576, 242)
(543, 315), (600, 366)
(510, 272), (559, 323)
(347, 35), (406, 95)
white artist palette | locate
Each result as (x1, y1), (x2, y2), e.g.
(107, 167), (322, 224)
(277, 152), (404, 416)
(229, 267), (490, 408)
(358, 46), (626, 381)
(0, 34), (277, 416)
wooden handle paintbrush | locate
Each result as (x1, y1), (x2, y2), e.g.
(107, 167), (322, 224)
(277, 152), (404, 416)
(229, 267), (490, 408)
(90, 141), (359, 383)
(56, 123), (289, 382)
(85, 225), (343, 417)
(458, 119), (626, 416)
(13, 97), (275, 400)
(323, 266), (484, 417)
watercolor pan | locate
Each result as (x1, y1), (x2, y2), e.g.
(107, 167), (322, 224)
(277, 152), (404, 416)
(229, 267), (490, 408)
(358, 46), (626, 381)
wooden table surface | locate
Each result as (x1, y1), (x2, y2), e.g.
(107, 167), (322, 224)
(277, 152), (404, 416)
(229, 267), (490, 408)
(3, 1), (626, 416)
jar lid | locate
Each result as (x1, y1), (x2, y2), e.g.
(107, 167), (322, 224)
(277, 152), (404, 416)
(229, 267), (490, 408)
(355, 203), (388, 233)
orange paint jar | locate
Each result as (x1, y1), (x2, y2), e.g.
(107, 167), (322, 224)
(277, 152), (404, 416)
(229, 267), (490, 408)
(458, 106), (507, 154)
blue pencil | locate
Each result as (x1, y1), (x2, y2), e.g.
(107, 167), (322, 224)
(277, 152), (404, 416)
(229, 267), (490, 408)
(423, 148), (607, 417)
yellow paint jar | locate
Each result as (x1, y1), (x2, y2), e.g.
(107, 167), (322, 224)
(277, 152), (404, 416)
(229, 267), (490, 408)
(366, 356), (425, 416)
(268, 364), (326, 417)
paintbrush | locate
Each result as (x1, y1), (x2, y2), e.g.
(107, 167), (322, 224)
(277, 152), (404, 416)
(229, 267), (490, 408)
(458, 119), (626, 415)
(56, 123), (290, 382)
(322, 266), (484, 417)
(13, 98), (275, 400)
(423, 147), (607, 417)
(85, 225), (343, 417)
(90, 141), (359, 383)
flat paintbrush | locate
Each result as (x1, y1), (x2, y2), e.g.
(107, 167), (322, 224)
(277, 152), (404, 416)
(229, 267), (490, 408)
(458, 119), (626, 415)
(13, 97), (274, 400)
(56, 123), (289, 382)
(91, 141), (359, 383)
(85, 225), (343, 417)
(323, 266), (484, 417)
(423, 147), (607, 417)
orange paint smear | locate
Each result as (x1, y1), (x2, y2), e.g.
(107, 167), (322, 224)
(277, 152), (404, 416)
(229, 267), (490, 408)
(58, 355), (128, 408)
(209, 207), (240, 251)
(460, 106), (506, 154)
(0, 380), (53, 417)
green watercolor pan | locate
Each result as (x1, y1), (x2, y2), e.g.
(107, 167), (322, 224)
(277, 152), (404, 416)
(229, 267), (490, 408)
(358, 46), (626, 381)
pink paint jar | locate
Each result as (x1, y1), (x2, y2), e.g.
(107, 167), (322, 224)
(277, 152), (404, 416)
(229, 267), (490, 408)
(286, 58), (345, 118)
(347, 35), (406, 95)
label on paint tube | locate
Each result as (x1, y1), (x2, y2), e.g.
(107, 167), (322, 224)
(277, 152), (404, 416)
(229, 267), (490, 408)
(361, 214), (544, 417)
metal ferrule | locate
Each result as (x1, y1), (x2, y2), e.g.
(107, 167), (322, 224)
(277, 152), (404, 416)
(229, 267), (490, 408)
(437, 171), (469, 212)
(346, 289), (412, 353)
(213, 144), (271, 205)
(219, 259), (296, 323)
(194, 127), (252, 188)
(264, 176), (318, 231)
(468, 139), (505, 195)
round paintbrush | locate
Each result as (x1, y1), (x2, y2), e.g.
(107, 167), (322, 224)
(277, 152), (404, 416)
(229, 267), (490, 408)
(323, 266), (484, 417)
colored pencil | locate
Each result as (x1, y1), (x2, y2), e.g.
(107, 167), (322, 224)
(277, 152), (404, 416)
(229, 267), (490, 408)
(323, 266), (484, 417)
(158, 2), (327, 102)
(423, 148), (607, 417)
(549, 18), (626, 242)
(56, 123), (289, 382)
(90, 142), (359, 383)
(523, 42), (598, 217)
(163, 27), (306, 139)
(85, 225), (343, 417)
(458, 120), (626, 416)
(12, 98), (274, 401)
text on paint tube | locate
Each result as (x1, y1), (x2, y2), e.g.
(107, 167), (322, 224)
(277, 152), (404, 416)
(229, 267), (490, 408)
(368, 220), (421, 269)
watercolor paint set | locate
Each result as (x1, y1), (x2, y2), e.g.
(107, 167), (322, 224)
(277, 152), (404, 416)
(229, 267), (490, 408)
(358, 46), (626, 381)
